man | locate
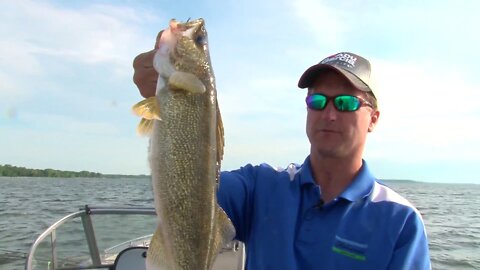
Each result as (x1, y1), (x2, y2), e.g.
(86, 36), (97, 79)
(134, 40), (431, 269)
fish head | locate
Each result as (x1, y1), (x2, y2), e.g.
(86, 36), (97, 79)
(154, 18), (214, 92)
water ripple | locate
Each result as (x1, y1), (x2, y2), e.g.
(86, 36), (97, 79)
(2, 178), (479, 269)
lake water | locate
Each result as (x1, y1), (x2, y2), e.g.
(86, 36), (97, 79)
(1, 177), (479, 270)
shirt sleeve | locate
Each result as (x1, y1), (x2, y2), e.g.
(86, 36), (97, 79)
(388, 211), (431, 270)
(217, 164), (257, 242)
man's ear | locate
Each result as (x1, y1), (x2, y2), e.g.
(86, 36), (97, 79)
(368, 110), (380, 132)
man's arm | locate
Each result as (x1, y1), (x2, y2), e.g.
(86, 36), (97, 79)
(217, 165), (260, 243)
(388, 212), (431, 269)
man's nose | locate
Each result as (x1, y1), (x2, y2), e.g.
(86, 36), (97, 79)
(321, 102), (337, 121)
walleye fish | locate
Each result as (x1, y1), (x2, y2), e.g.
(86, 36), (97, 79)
(132, 18), (235, 270)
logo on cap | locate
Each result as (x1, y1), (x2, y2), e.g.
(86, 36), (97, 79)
(320, 53), (357, 69)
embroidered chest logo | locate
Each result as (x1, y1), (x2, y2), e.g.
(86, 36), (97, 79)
(332, 235), (368, 261)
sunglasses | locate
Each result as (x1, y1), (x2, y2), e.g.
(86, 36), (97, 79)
(306, 94), (373, 112)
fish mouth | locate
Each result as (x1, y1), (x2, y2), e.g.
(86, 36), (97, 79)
(157, 18), (204, 51)
(159, 19), (204, 57)
(170, 18), (204, 39)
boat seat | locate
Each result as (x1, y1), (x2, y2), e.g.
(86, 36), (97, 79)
(112, 247), (148, 270)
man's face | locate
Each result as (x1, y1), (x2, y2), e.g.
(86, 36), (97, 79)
(306, 70), (379, 159)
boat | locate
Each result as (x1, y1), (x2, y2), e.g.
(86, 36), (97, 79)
(25, 205), (245, 270)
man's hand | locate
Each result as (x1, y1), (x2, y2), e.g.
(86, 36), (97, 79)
(132, 31), (163, 98)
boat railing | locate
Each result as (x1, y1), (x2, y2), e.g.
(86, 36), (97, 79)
(25, 205), (245, 270)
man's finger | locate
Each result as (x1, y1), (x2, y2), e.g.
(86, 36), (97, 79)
(154, 30), (164, 50)
(133, 31), (164, 98)
(133, 50), (155, 69)
(133, 50), (158, 98)
(133, 68), (157, 98)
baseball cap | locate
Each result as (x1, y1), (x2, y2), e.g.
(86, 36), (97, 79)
(298, 52), (376, 98)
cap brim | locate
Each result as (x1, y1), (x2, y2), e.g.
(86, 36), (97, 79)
(298, 64), (371, 92)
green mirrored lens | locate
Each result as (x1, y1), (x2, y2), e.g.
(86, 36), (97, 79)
(306, 95), (327, 110)
(334, 95), (361, 111)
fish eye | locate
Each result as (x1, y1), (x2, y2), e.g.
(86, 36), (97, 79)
(195, 34), (207, 46)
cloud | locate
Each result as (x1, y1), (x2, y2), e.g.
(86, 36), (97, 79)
(0, 72), (27, 102)
(1, 0), (479, 183)
(0, 1), (162, 127)
(219, 72), (309, 169)
(367, 58), (480, 162)
(289, 0), (345, 49)
(0, 1), (159, 76)
(18, 111), (121, 136)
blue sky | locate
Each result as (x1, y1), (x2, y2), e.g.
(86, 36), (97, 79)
(1, 0), (479, 184)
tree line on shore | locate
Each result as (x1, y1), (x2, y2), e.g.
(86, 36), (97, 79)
(0, 164), (103, 177)
(0, 164), (149, 178)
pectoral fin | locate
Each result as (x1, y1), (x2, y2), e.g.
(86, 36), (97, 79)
(132, 97), (161, 120)
(137, 118), (154, 136)
(168, 71), (206, 93)
(132, 97), (161, 136)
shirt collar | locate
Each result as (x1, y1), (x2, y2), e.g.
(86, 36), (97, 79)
(299, 156), (375, 202)
(339, 160), (375, 202)
(299, 156), (316, 186)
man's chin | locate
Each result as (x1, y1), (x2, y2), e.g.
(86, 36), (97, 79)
(313, 147), (343, 159)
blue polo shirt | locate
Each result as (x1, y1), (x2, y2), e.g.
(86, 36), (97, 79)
(218, 157), (431, 270)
